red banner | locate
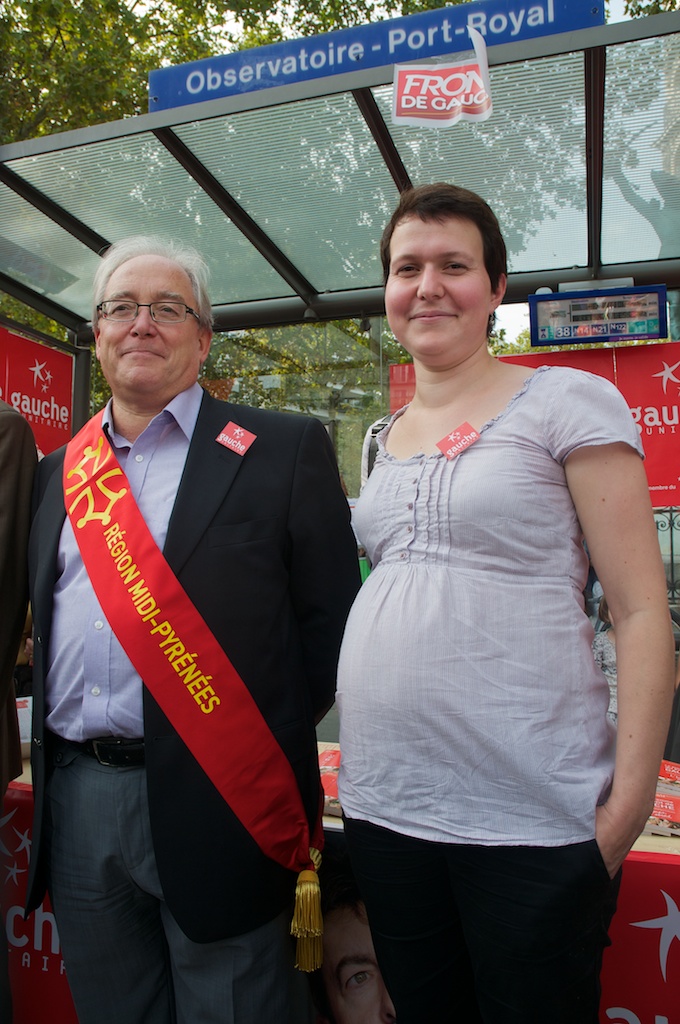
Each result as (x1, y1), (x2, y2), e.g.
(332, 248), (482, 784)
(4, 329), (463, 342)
(600, 850), (680, 1023)
(2, 783), (77, 1023)
(0, 327), (73, 456)
(613, 343), (680, 507)
(389, 342), (680, 503)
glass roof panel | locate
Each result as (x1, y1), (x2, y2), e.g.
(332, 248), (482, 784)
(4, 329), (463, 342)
(0, 181), (100, 317)
(173, 93), (400, 291)
(602, 33), (680, 265)
(7, 135), (295, 304)
(373, 51), (587, 274)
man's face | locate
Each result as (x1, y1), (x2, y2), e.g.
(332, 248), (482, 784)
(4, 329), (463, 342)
(320, 906), (396, 1024)
(94, 254), (211, 413)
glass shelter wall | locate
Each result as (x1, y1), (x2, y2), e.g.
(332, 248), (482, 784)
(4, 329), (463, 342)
(602, 32), (680, 267)
(197, 316), (396, 499)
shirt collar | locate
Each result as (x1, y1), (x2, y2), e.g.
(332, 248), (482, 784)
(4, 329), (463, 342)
(102, 381), (204, 447)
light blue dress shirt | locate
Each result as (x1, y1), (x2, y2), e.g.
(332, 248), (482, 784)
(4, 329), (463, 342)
(45, 384), (204, 742)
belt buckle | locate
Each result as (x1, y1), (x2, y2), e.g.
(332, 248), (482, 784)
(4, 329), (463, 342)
(89, 737), (144, 767)
(90, 738), (118, 766)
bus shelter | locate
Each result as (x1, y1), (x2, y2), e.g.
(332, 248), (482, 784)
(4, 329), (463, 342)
(2, 10), (680, 1022)
(2, 10), (680, 467)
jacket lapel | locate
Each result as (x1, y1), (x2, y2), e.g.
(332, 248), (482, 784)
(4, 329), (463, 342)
(163, 392), (244, 574)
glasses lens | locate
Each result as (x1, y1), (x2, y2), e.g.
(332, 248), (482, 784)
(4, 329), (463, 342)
(99, 301), (189, 322)
(151, 302), (185, 323)
(102, 300), (137, 320)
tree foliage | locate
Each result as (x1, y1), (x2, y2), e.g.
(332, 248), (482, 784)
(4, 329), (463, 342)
(0, 0), (459, 143)
(1, 0), (256, 142)
(624, 0), (680, 15)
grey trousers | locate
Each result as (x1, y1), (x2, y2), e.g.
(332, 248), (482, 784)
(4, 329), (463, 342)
(44, 753), (313, 1024)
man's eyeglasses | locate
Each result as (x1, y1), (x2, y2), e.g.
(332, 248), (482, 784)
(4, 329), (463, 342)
(97, 300), (200, 324)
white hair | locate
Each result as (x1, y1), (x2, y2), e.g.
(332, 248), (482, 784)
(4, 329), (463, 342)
(92, 235), (213, 330)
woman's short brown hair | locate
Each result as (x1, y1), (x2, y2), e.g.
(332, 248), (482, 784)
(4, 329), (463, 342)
(380, 182), (508, 291)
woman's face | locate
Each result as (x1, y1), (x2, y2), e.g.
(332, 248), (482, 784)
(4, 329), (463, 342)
(384, 214), (506, 370)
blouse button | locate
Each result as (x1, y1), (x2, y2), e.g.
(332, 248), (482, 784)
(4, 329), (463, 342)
(407, 502), (413, 510)
(407, 526), (413, 533)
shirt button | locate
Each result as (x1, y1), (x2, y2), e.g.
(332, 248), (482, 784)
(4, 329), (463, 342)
(135, 454), (144, 463)
(94, 620), (104, 630)
(407, 503), (414, 510)
(407, 525), (413, 533)
(399, 552), (407, 560)
(91, 686), (101, 696)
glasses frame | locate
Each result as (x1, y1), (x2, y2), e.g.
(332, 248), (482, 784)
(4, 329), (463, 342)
(97, 300), (201, 324)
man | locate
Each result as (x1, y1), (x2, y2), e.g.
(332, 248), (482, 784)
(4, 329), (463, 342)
(310, 848), (396, 1024)
(25, 236), (361, 1023)
(0, 398), (36, 1021)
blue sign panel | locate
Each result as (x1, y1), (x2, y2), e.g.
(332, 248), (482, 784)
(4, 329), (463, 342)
(529, 286), (668, 346)
(149, 0), (604, 112)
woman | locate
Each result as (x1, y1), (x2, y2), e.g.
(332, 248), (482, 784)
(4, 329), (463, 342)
(336, 183), (675, 1023)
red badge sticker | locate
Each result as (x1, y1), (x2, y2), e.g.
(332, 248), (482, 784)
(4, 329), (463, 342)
(436, 422), (480, 460)
(215, 421), (257, 457)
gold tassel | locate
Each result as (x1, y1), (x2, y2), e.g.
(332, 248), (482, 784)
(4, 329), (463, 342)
(291, 848), (323, 972)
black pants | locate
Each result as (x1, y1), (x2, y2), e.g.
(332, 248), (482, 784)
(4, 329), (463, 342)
(344, 817), (621, 1024)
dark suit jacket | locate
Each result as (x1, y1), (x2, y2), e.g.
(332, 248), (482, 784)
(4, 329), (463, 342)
(27, 392), (360, 941)
(0, 401), (36, 798)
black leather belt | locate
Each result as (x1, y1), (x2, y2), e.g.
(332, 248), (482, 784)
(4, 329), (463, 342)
(85, 737), (145, 767)
(51, 734), (145, 767)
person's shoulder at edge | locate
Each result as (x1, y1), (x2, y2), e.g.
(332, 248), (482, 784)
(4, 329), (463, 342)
(525, 364), (638, 423)
(529, 364), (622, 392)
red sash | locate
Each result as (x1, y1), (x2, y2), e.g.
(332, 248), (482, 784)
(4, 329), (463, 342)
(63, 411), (323, 878)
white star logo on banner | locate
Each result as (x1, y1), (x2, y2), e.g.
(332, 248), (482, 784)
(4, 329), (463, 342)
(4, 861), (26, 886)
(0, 807), (17, 858)
(652, 359), (680, 394)
(632, 890), (680, 981)
(30, 359), (47, 385)
(13, 827), (31, 858)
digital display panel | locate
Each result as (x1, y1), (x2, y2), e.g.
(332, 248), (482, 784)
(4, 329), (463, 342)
(528, 286), (667, 346)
